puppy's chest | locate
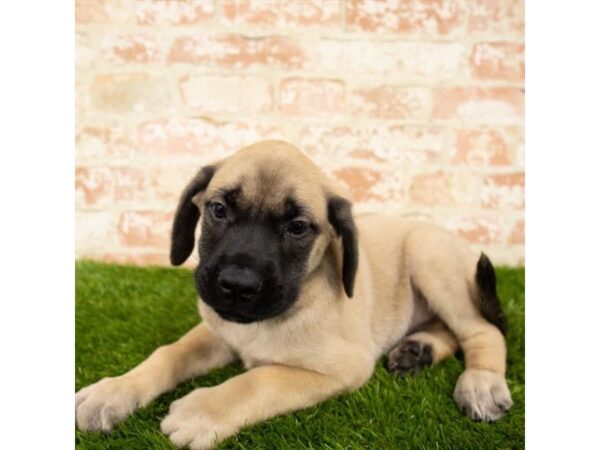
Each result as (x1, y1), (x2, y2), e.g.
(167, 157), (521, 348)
(201, 305), (298, 368)
(220, 324), (294, 369)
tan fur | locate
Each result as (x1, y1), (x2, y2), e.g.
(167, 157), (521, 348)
(76, 140), (512, 448)
(402, 321), (460, 364)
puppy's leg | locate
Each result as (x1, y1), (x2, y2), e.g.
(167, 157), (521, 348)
(386, 321), (459, 376)
(76, 323), (235, 432)
(451, 321), (511, 422)
(415, 279), (512, 422)
(161, 361), (373, 449)
(405, 230), (512, 422)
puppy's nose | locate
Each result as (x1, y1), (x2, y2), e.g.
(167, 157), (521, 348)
(217, 266), (263, 301)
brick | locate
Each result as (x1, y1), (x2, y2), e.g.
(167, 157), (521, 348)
(75, 164), (198, 208)
(467, 0), (524, 35)
(180, 75), (243, 113)
(76, 126), (134, 160)
(349, 86), (430, 120)
(111, 167), (149, 203)
(90, 74), (177, 115)
(75, 0), (132, 25)
(137, 118), (286, 160)
(347, 0), (466, 35)
(76, 32), (161, 67)
(471, 42), (524, 81)
(179, 76), (273, 114)
(508, 219), (524, 244)
(451, 128), (513, 166)
(109, 34), (160, 64)
(300, 125), (447, 165)
(433, 87), (524, 124)
(75, 0), (109, 23)
(331, 166), (404, 204)
(222, 0), (341, 29)
(118, 211), (172, 248)
(409, 169), (483, 207)
(280, 78), (344, 116)
(75, 32), (96, 68)
(306, 40), (465, 79)
(76, 211), (117, 254)
(76, 128), (110, 160)
(76, 167), (112, 205)
(452, 170), (483, 208)
(75, 0), (215, 25)
(136, 0), (215, 25)
(75, 73), (87, 119)
(482, 172), (525, 209)
(445, 215), (502, 244)
(122, 166), (185, 206)
(150, 166), (202, 204)
(515, 127), (524, 167)
(409, 171), (454, 206)
(168, 34), (304, 69)
(76, 166), (156, 206)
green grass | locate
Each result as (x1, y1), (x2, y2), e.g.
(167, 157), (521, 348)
(76, 261), (525, 449)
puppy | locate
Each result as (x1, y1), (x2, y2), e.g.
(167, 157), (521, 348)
(76, 140), (512, 449)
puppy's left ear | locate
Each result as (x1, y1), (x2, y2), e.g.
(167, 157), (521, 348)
(327, 196), (359, 298)
(170, 165), (216, 266)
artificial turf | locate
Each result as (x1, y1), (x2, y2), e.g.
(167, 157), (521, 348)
(75, 261), (525, 449)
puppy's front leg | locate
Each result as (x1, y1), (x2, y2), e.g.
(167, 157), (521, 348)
(76, 323), (235, 432)
(161, 363), (372, 449)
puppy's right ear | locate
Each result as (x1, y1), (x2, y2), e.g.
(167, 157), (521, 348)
(170, 165), (216, 266)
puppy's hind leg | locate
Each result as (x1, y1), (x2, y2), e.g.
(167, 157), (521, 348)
(410, 247), (512, 422)
(386, 320), (459, 377)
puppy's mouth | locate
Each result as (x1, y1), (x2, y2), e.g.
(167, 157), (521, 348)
(196, 266), (293, 324)
(209, 290), (291, 323)
(211, 307), (255, 324)
(212, 306), (283, 324)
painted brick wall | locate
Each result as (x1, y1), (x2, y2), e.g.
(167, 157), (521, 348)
(75, 0), (525, 267)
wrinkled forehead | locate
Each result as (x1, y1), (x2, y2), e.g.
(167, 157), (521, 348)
(206, 161), (328, 223)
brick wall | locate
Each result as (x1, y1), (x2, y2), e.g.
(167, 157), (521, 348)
(75, 0), (525, 267)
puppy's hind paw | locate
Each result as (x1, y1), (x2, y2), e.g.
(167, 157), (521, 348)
(454, 369), (513, 422)
(386, 340), (433, 377)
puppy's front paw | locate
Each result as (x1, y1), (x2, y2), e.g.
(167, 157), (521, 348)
(161, 389), (237, 450)
(453, 369), (513, 422)
(75, 376), (142, 432)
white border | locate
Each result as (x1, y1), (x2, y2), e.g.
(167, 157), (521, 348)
(0, 2), (74, 448)
(527, 1), (600, 447)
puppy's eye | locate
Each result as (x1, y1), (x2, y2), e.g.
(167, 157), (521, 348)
(211, 202), (227, 219)
(287, 220), (309, 236)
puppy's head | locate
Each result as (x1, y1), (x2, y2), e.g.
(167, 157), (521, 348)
(170, 140), (358, 324)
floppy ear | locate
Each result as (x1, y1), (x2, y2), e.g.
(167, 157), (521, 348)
(327, 196), (359, 298)
(170, 165), (216, 266)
